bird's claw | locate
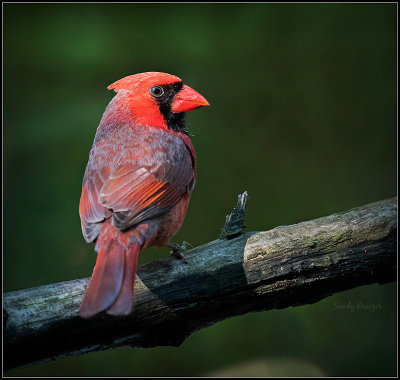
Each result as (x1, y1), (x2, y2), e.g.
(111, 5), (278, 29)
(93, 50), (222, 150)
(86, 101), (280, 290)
(167, 241), (192, 263)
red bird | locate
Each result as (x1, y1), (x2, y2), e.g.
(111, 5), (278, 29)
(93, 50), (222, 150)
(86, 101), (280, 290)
(79, 72), (209, 318)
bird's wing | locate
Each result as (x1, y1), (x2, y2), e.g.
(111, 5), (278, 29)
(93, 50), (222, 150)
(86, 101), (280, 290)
(101, 159), (194, 230)
(79, 136), (194, 242)
(79, 166), (110, 242)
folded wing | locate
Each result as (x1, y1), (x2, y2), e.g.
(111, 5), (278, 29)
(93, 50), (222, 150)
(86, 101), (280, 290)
(79, 135), (195, 242)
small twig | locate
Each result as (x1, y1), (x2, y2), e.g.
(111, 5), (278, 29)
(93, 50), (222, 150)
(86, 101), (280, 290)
(219, 191), (248, 239)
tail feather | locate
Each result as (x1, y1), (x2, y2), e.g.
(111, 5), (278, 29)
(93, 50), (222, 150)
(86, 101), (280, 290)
(80, 240), (125, 318)
(107, 245), (140, 316)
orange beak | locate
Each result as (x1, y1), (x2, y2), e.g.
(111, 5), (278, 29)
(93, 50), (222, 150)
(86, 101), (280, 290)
(171, 84), (210, 113)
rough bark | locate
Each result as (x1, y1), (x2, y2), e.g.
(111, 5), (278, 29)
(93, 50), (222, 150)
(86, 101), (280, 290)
(3, 196), (397, 372)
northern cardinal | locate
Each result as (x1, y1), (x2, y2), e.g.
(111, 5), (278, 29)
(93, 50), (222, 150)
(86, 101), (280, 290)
(79, 72), (209, 318)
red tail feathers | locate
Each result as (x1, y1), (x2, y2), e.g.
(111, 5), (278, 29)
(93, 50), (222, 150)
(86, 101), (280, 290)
(80, 240), (140, 318)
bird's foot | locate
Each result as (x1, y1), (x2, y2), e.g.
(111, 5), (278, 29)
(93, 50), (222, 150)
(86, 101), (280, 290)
(166, 241), (192, 263)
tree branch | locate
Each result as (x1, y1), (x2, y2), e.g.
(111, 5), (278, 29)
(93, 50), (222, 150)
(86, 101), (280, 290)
(3, 195), (397, 372)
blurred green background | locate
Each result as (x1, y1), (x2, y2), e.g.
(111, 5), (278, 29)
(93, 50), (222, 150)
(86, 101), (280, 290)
(4, 3), (397, 377)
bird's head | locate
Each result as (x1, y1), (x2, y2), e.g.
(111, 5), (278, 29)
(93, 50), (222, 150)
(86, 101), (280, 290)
(107, 72), (209, 134)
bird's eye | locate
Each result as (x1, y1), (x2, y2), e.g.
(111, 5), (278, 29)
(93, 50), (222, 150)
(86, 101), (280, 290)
(150, 86), (164, 97)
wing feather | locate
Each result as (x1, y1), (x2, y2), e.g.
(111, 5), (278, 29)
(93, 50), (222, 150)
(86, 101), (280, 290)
(79, 127), (195, 239)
